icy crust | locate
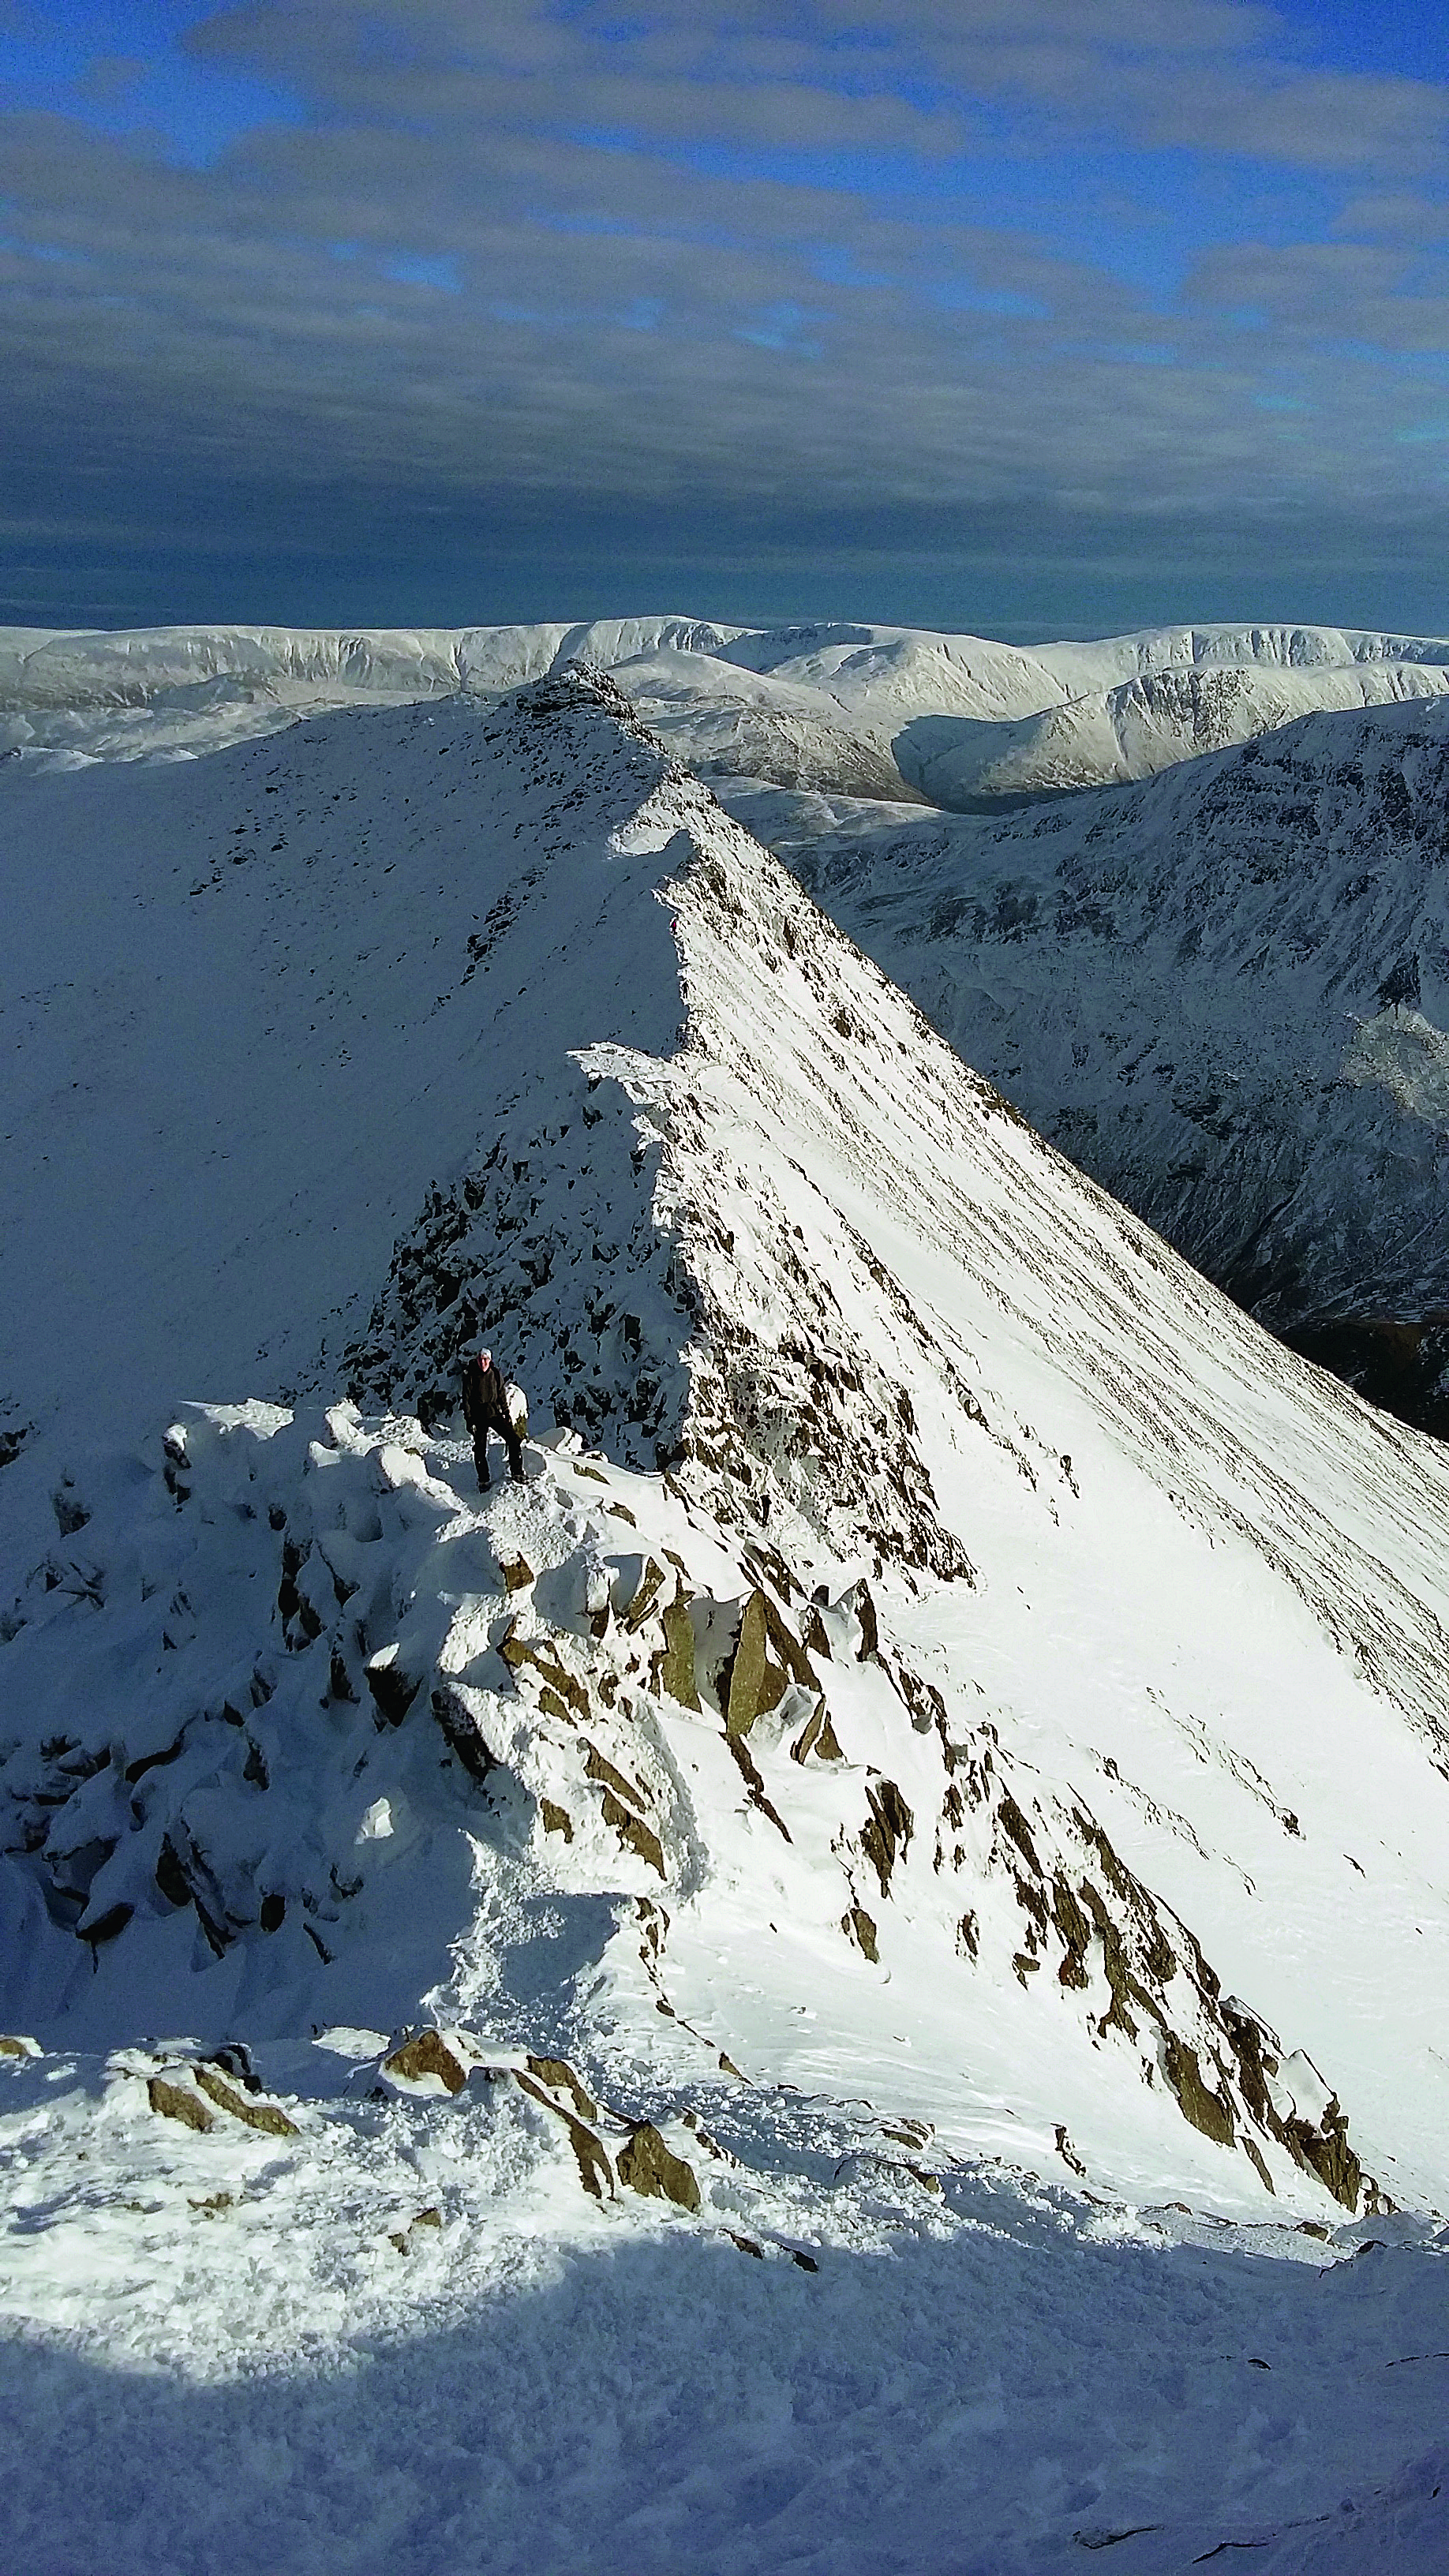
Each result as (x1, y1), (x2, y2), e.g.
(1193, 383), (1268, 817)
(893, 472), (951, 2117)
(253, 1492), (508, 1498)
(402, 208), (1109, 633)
(0, 1399), (1375, 2219)
(13, 2019), (1444, 2576)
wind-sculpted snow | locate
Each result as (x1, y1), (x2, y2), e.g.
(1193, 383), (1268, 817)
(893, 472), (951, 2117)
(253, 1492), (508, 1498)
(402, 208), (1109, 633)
(6, 666), (1449, 2570)
(1, 1391), (1369, 2225)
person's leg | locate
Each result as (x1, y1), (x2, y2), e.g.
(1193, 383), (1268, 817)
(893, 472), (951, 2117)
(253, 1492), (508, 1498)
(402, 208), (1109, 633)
(472, 1432), (490, 1491)
(504, 1421), (525, 1483)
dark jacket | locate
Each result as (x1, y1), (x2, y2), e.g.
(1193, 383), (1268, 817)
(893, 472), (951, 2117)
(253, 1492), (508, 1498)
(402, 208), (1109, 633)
(461, 1354), (511, 1434)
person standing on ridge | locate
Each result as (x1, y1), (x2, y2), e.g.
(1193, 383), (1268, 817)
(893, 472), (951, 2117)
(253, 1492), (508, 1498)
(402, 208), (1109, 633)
(460, 1346), (525, 1491)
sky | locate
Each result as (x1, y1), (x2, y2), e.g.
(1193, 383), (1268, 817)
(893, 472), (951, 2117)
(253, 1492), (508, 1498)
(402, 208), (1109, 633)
(4, 0), (1449, 635)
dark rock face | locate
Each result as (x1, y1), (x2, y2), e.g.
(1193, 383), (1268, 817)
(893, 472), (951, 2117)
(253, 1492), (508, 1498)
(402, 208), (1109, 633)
(1283, 1317), (1449, 1441)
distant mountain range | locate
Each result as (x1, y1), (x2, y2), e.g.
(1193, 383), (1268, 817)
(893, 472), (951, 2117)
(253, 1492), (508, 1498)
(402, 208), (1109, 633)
(11, 610), (1449, 804)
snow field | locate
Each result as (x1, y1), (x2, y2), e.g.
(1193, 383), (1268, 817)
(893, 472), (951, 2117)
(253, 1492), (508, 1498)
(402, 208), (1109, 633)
(2, 2030), (1447, 2574)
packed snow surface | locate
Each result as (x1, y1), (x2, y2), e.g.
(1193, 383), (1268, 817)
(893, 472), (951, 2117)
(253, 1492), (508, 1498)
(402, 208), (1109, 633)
(3, 668), (1449, 2571)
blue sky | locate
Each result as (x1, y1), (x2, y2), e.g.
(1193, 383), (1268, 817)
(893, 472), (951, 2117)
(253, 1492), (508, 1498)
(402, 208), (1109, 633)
(4, 0), (1449, 633)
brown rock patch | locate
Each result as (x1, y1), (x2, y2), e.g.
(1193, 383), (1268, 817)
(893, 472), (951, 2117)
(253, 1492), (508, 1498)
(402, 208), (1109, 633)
(384, 2030), (468, 2095)
(617, 2121), (701, 2212)
(148, 2076), (213, 2132)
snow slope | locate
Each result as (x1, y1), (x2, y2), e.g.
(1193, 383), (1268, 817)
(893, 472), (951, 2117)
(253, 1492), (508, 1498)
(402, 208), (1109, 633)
(736, 689), (1449, 1392)
(899, 657), (1449, 805)
(5, 668), (1449, 2570)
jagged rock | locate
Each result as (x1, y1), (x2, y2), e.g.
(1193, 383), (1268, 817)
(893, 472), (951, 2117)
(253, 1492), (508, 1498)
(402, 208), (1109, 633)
(616, 2121), (701, 2211)
(1284, 2096), (1362, 2211)
(365, 1646), (422, 1725)
(789, 1702), (842, 1762)
(843, 1905), (879, 1962)
(193, 2066), (298, 2136)
(525, 2056), (599, 2121)
(846, 1579), (879, 1660)
(384, 2031), (468, 2095)
(656, 1589), (699, 1709)
(154, 1834), (193, 1910)
(723, 1590), (788, 1736)
(1051, 1877), (1093, 1990)
(998, 1794), (1045, 1878)
(861, 1780), (913, 1897)
(148, 2076), (213, 2132)
(721, 1725), (792, 1840)
(540, 1799), (574, 1841)
(599, 1787), (665, 1878)
(1161, 2037), (1235, 2147)
(620, 1558), (666, 1632)
(759, 1590), (818, 1690)
(583, 1741), (649, 1810)
(1244, 2138), (1275, 2192)
(500, 1628), (589, 1717)
(430, 1683), (497, 1783)
(515, 2069), (615, 2199)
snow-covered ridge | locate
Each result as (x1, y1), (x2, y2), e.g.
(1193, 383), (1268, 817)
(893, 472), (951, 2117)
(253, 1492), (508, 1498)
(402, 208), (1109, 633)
(754, 687), (1449, 1390)
(8, 666), (1449, 2566)
(6, 668), (1449, 2233)
(11, 611), (1449, 803)
(900, 658), (1449, 806)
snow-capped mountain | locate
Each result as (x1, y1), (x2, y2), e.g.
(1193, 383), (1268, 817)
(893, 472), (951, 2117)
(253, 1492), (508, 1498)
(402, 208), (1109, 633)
(6, 667), (1449, 2570)
(13, 611), (1449, 804)
(900, 657), (1449, 806)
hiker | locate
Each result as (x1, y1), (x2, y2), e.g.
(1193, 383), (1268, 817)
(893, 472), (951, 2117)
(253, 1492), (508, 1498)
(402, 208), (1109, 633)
(460, 1346), (526, 1490)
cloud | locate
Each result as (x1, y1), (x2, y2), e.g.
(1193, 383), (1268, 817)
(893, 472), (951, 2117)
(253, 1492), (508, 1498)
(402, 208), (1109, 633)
(1333, 193), (1449, 245)
(191, 0), (1449, 176)
(4, 0), (1449, 625)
